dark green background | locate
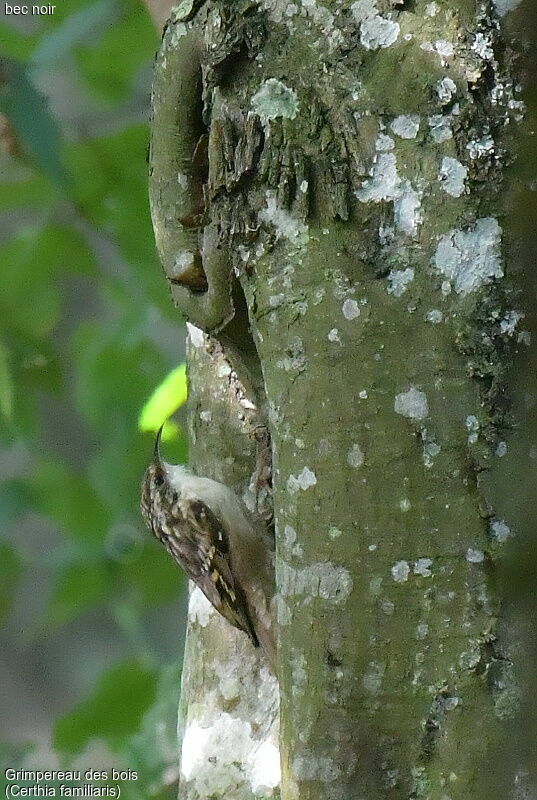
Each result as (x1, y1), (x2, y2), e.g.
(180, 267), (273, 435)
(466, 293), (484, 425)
(0, 3), (188, 797)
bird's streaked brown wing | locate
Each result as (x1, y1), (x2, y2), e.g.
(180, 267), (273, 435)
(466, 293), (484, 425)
(165, 497), (259, 647)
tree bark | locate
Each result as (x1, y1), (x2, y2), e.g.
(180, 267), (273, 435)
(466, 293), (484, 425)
(149, 0), (537, 798)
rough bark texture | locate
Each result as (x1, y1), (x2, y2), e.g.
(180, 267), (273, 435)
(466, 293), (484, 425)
(149, 0), (536, 798)
(178, 326), (280, 799)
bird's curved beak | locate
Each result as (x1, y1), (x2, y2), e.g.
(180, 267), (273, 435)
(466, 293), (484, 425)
(153, 425), (164, 464)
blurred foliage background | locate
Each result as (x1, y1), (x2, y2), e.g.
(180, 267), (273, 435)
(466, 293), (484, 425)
(0, 2), (188, 797)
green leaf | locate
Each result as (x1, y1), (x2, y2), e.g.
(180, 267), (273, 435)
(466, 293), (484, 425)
(0, 336), (62, 436)
(138, 364), (188, 434)
(0, 0), (98, 60)
(31, 460), (111, 545)
(65, 126), (169, 309)
(54, 660), (158, 755)
(0, 59), (69, 188)
(0, 341), (14, 420)
(31, 0), (122, 66)
(0, 167), (58, 211)
(0, 224), (96, 339)
(11, 335), (62, 396)
(46, 562), (110, 627)
(72, 317), (168, 430)
(75, 3), (155, 104)
(121, 539), (183, 608)
(0, 23), (38, 61)
(0, 542), (22, 622)
(0, 249), (60, 340)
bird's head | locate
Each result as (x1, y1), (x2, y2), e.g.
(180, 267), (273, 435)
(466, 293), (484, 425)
(140, 426), (168, 528)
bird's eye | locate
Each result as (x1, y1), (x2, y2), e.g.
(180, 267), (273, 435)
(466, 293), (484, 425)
(154, 474), (164, 487)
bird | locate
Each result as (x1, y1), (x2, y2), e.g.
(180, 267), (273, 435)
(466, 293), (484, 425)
(140, 426), (275, 664)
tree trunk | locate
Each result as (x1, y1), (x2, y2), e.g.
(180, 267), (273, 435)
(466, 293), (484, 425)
(149, 0), (537, 798)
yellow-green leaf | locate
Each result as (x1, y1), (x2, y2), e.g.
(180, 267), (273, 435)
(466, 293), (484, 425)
(138, 364), (187, 435)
